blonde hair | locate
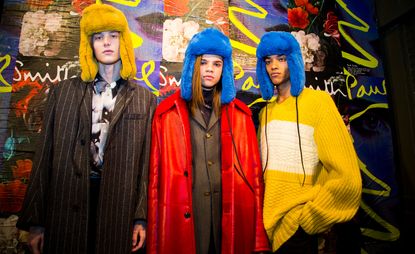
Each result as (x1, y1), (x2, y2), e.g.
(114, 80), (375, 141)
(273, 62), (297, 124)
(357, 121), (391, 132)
(189, 55), (222, 116)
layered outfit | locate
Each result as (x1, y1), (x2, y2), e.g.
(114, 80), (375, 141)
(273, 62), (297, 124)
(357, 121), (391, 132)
(17, 4), (156, 254)
(147, 91), (269, 254)
(256, 31), (362, 252)
(17, 77), (156, 254)
(147, 28), (269, 254)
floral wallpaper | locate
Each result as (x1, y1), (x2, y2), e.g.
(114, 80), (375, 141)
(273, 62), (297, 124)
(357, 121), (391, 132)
(0, 0), (400, 253)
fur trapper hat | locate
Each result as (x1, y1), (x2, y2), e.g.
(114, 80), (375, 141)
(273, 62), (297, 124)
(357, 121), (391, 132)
(181, 27), (235, 104)
(256, 31), (305, 100)
(79, 3), (136, 82)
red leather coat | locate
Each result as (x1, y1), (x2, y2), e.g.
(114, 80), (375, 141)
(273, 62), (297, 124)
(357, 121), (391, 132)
(147, 91), (270, 254)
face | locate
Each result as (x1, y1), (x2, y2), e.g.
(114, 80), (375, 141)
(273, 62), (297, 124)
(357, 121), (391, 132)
(200, 54), (223, 88)
(265, 55), (290, 86)
(92, 31), (121, 65)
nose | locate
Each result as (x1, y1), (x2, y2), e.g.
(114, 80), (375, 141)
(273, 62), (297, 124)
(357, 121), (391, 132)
(206, 63), (213, 72)
(103, 35), (111, 46)
(270, 59), (279, 69)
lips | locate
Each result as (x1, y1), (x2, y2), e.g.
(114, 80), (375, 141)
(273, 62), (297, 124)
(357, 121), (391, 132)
(203, 75), (214, 80)
(135, 12), (164, 42)
(103, 50), (114, 54)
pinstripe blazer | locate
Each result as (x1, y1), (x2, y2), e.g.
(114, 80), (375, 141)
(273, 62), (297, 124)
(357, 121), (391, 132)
(16, 77), (156, 254)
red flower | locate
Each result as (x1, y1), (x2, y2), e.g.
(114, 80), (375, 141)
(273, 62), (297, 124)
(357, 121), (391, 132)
(306, 3), (319, 15)
(294, 0), (308, 7)
(165, 0), (190, 16)
(324, 11), (340, 45)
(206, 0), (229, 35)
(71, 0), (95, 15)
(288, 7), (310, 30)
(27, 0), (54, 9)
(0, 180), (27, 213)
(12, 159), (32, 179)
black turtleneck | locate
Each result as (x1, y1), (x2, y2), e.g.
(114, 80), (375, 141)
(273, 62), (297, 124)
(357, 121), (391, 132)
(201, 86), (214, 125)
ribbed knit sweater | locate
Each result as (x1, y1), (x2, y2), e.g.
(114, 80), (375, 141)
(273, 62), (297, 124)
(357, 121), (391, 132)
(259, 88), (362, 251)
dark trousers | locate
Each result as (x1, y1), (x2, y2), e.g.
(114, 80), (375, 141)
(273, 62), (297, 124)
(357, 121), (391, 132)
(274, 227), (318, 254)
(87, 177), (101, 254)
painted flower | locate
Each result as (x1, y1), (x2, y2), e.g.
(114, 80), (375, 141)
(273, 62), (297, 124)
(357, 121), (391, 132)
(19, 10), (65, 56)
(71, 0), (94, 14)
(162, 18), (199, 62)
(324, 11), (340, 46)
(291, 31), (321, 71)
(288, 7), (309, 30)
(11, 159), (32, 179)
(206, 0), (229, 35)
(164, 0), (190, 16)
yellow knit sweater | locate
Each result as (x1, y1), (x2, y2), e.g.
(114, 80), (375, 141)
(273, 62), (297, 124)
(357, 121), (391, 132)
(259, 88), (362, 251)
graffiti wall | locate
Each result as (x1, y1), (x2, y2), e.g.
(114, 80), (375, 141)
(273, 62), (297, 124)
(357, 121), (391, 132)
(0, 0), (400, 253)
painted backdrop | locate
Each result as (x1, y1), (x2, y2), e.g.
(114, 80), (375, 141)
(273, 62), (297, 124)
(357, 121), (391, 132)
(0, 0), (400, 253)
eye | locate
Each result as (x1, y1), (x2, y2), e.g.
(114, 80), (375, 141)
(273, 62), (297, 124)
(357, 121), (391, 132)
(94, 35), (103, 40)
(265, 59), (271, 65)
(214, 62), (222, 67)
(278, 56), (287, 62)
(201, 60), (207, 65)
(111, 32), (119, 38)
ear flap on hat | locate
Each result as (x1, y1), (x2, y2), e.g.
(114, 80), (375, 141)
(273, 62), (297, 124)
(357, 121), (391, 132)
(256, 58), (274, 100)
(256, 31), (305, 99)
(79, 32), (98, 82)
(220, 56), (235, 104)
(79, 3), (136, 82)
(180, 54), (196, 101)
(180, 27), (235, 104)
(119, 32), (137, 80)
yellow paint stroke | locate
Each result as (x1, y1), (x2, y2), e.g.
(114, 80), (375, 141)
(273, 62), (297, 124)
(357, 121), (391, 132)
(336, 0), (378, 68)
(131, 31), (143, 48)
(98, 0), (141, 7)
(0, 54), (12, 93)
(349, 103), (400, 241)
(134, 60), (159, 96)
(360, 200), (400, 241)
(229, 0), (267, 55)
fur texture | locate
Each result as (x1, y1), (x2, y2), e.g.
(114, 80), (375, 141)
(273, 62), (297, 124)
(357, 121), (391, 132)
(181, 28), (235, 104)
(79, 3), (136, 81)
(256, 31), (305, 100)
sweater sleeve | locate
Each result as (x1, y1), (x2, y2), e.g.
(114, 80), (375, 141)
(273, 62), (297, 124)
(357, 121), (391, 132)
(299, 93), (362, 234)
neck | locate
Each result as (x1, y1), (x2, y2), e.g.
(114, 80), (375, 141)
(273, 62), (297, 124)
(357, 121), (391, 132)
(98, 60), (121, 83)
(276, 80), (291, 103)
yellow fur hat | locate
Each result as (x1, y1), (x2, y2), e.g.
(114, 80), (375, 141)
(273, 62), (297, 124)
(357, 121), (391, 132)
(79, 3), (136, 81)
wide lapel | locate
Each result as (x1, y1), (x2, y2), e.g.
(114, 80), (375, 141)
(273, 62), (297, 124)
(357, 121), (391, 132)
(105, 80), (135, 149)
(207, 109), (219, 132)
(191, 108), (208, 130)
(79, 82), (93, 138)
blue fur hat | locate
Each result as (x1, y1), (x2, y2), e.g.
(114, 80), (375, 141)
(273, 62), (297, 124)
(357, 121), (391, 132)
(181, 27), (235, 104)
(256, 31), (305, 100)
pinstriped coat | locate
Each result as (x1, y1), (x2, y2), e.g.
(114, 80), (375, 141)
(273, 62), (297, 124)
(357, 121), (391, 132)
(16, 77), (156, 254)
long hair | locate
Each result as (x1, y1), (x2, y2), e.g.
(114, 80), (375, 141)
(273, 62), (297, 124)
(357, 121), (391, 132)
(189, 55), (222, 116)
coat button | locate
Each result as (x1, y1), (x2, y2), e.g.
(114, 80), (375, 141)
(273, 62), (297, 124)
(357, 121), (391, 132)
(204, 192), (211, 196)
(206, 133), (212, 139)
(184, 212), (191, 218)
(184, 171), (188, 177)
(207, 161), (213, 166)
(80, 139), (86, 146)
